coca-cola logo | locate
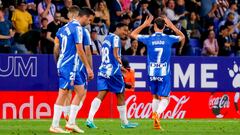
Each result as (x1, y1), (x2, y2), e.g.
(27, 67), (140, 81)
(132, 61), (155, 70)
(209, 94), (230, 109)
(125, 95), (190, 119)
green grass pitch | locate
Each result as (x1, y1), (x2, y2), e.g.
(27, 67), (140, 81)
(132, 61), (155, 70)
(0, 119), (240, 135)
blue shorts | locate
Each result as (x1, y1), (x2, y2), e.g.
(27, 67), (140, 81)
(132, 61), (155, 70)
(75, 69), (88, 90)
(148, 75), (171, 97)
(58, 67), (84, 90)
(58, 67), (74, 90)
(97, 74), (125, 94)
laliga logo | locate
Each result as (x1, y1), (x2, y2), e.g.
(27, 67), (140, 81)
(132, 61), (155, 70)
(228, 61), (240, 88)
(125, 95), (190, 119)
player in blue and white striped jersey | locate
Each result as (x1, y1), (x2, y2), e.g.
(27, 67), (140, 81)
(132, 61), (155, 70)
(131, 15), (185, 130)
(86, 23), (138, 129)
(62, 7), (95, 123)
(50, 6), (93, 134)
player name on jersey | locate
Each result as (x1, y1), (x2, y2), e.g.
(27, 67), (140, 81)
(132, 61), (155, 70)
(152, 40), (165, 45)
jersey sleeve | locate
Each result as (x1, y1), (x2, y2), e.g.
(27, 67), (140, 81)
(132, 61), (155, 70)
(137, 35), (150, 45)
(83, 28), (91, 46)
(113, 36), (121, 48)
(73, 26), (83, 44)
(169, 35), (180, 44)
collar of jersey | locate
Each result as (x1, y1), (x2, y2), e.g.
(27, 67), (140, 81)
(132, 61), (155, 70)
(155, 32), (163, 34)
(71, 19), (81, 26)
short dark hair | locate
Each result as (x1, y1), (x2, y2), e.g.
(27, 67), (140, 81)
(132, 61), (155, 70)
(220, 25), (227, 32)
(121, 14), (131, 21)
(115, 22), (128, 29)
(131, 38), (137, 43)
(225, 20), (234, 27)
(140, 0), (149, 5)
(17, 0), (27, 6)
(68, 5), (80, 15)
(41, 17), (48, 23)
(154, 17), (165, 30)
(79, 7), (95, 17)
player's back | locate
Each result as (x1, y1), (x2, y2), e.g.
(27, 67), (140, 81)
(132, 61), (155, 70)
(56, 20), (82, 69)
(138, 32), (179, 77)
(98, 33), (121, 77)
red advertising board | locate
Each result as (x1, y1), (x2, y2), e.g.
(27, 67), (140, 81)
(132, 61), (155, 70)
(0, 91), (240, 119)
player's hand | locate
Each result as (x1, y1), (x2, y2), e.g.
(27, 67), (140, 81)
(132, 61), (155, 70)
(87, 68), (94, 80)
(163, 16), (174, 29)
(143, 15), (153, 27)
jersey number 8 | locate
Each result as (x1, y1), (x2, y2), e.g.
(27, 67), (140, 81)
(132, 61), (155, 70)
(101, 47), (110, 63)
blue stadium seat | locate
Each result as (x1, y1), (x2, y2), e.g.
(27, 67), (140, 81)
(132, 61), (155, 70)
(189, 39), (202, 56)
(189, 39), (201, 48)
(171, 48), (176, 56)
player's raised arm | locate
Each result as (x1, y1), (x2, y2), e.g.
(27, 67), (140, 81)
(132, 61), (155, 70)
(53, 37), (60, 63)
(163, 17), (185, 42)
(130, 15), (154, 39)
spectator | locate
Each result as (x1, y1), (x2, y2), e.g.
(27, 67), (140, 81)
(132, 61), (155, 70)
(202, 30), (219, 56)
(121, 37), (128, 55)
(120, 0), (131, 12)
(12, 1), (32, 35)
(214, 0), (229, 19)
(148, 0), (166, 18)
(165, 0), (185, 21)
(187, 11), (201, 39)
(90, 25), (102, 55)
(219, 12), (235, 29)
(132, 0), (151, 33)
(60, 0), (73, 24)
(218, 25), (232, 56)
(236, 33), (240, 56)
(38, 0), (56, 24)
(121, 57), (135, 91)
(224, 2), (239, 25)
(231, 31), (238, 55)
(7, 5), (15, 21)
(0, 8), (14, 53)
(126, 39), (141, 56)
(200, 0), (217, 28)
(109, 0), (127, 32)
(121, 14), (131, 26)
(39, 17), (49, 53)
(200, 0), (217, 17)
(73, 0), (93, 8)
(175, 0), (187, 16)
(26, 2), (38, 29)
(186, 0), (201, 14)
(201, 21), (215, 43)
(130, 0), (140, 13)
(94, 0), (110, 27)
(46, 12), (61, 54)
(92, 17), (108, 43)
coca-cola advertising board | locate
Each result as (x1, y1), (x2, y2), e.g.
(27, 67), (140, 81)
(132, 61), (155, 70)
(0, 55), (239, 119)
(0, 91), (240, 119)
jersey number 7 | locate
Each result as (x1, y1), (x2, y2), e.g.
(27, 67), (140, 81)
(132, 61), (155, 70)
(155, 48), (163, 63)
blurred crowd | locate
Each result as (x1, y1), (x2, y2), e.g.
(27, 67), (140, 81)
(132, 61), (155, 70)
(0, 0), (239, 56)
